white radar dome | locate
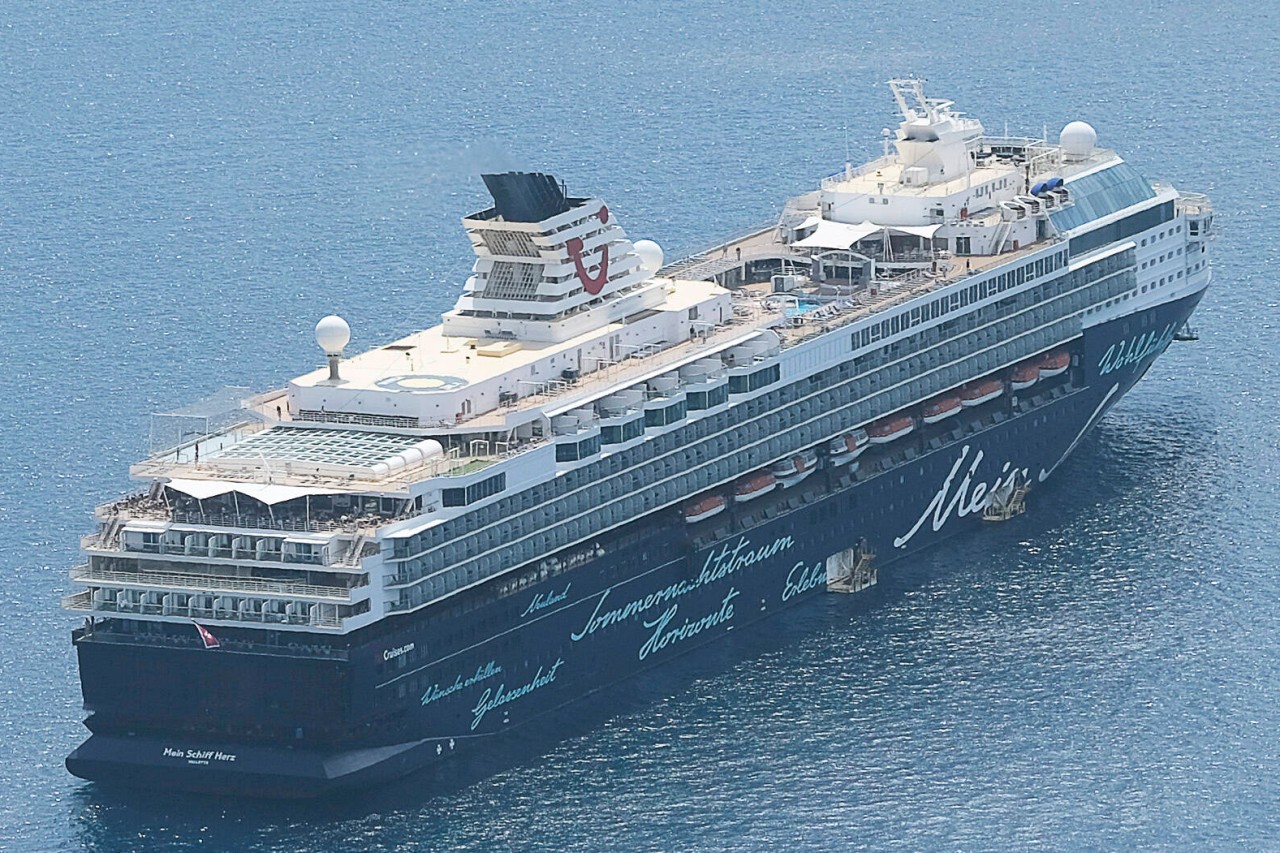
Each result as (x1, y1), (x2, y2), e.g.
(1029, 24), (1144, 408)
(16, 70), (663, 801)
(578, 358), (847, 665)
(315, 314), (351, 356)
(633, 239), (664, 277)
(1060, 121), (1098, 159)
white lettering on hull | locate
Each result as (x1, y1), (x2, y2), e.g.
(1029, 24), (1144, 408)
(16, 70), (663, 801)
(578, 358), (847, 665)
(894, 445), (1028, 549)
(570, 534), (794, 643)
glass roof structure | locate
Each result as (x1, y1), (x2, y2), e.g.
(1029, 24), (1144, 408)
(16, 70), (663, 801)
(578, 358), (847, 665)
(1050, 161), (1156, 231)
(211, 427), (424, 468)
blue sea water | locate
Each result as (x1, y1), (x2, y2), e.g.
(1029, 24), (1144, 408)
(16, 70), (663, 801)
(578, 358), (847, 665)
(1, 0), (1278, 849)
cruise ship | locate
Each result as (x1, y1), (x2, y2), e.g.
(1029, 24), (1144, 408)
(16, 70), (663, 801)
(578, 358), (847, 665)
(63, 80), (1214, 796)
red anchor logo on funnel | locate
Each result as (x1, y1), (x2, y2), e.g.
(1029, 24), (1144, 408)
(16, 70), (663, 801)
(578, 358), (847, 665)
(564, 205), (611, 295)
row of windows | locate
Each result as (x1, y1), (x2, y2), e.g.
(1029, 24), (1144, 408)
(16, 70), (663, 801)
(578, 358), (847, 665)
(727, 363), (781, 394)
(601, 417), (645, 445)
(688, 384), (730, 411)
(849, 250), (1068, 349)
(392, 309), (1090, 608)
(554, 434), (603, 462)
(644, 399), (688, 428)
(851, 248), (1131, 367)
(1069, 201), (1175, 257)
(441, 473), (507, 508)
(392, 250), (1135, 563)
(389, 260), (1135, 596)
(1138, 222), (1181, 246)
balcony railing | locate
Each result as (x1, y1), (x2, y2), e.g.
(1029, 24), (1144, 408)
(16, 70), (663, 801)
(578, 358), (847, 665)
(127, 541), (326, 565)
(63, 592), (343, 629)
(70, 564), (357, 602)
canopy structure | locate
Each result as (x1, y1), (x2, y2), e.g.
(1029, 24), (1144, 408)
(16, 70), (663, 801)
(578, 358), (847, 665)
(165, 478), (345, 505)
(792, 220), (941, 250)
(164, 478), (235, 501)
(793, 220), (884, 250)
(886, 223), (943, 239)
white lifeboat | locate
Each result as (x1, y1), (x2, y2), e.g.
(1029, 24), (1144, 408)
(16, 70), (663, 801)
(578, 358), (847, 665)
(1036, 349), (1070, 377)
(733, 472), (777, 503)
(959, 379), (1004, 407)
(827, 429), (869, 466)
(772, 449), (818, 487)
(922, 395), (962, 424)
(867, 415), (915, 444)
(1010, 362), (1040, 391)
(684, 494), (727, 524)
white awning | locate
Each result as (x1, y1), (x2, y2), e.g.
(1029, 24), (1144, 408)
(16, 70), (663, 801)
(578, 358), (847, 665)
(234, 483), (338, 506)
(165, 478), (339, 505)
(792, 220), (884, 250)
(165, 478), (235, 500)
(792, 215), (823, 232)
(885, 223), (942, 239)
(792, 220), (942, 249)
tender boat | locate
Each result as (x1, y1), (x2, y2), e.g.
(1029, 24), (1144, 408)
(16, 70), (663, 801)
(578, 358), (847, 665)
(922, 395), (962, 424)
(733, 472), (777, 503)
(1036, 349), (1071, 377)
(683, 494), (727, 524)
(867, 415), (915, 444)
(959, 379), (1004, 407)
(772, 449), (818, 487)
(1010, 363), (1040, 391)
(827, 429), (869, 466)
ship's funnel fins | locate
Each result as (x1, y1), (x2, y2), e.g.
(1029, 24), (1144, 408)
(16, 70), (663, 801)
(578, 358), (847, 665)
(481, 172), (571, 222)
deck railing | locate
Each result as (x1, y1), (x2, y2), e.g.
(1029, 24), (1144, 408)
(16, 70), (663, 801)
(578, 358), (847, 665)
(63, 591), (344, 629)
(69, 564), (357, 601)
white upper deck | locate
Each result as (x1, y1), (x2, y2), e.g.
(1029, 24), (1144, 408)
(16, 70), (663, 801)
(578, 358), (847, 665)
(125, 82), (1192, 502)
(807, 79), (1112, 234)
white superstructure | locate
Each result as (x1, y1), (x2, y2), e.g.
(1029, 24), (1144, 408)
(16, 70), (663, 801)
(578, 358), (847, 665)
(65, 81), (1213, 636)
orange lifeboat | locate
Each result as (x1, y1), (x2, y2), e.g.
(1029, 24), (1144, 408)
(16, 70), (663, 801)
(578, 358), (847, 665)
(684, 494), (727, 524)
(827, 429), (869, 466)
(1036, 349), (1070, 377)
(959, 379), (1005, 407)
(772, 449), (819, 487)
(733, 472), (777, 503)
(867, 415), (915, 444)
(922, 395), (962, 424)
(1010, 363), (1040, 391)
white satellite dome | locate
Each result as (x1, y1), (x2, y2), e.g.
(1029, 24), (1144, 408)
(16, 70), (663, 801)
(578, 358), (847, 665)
(1060, 121), (1098, 159)
(315, 314), (351, 356)
(633, 239), (664, 277)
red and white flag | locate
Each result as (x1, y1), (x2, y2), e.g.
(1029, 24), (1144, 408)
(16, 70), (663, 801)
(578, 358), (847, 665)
(192, 620), (221, 650)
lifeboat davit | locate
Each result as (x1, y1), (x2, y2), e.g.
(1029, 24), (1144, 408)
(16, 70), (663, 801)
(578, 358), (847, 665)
(1010, 363), (1040, 391)
(772, 449), (819, 487)
(867, 415), (915, 444)
(960, 379), (1005, 407)
(827, 429), (869, 466)
(684, 494), (727, 524)
(733, 472), (777, 503)
(1036, 349), (1071, 377)
(922, 395), (962, 424)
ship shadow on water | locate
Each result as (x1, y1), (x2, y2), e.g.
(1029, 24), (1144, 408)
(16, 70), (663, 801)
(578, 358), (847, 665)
(69, 407), (1218, 844)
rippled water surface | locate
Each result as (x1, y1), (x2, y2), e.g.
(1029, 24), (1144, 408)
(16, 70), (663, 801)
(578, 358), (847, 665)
(2, 1), (1277, 849)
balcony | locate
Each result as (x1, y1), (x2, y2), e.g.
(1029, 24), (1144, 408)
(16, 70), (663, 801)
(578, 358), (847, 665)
(124, 540), (328, 566)
(63, 589), (344, 629)
(70, 564), (357, 602)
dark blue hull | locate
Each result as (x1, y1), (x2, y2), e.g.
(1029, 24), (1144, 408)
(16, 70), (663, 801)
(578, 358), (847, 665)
(66, 290), (1204, 797)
